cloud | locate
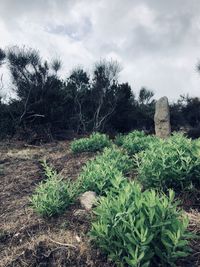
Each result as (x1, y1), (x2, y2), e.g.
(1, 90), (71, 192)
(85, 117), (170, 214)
(0, 0), (200, 100)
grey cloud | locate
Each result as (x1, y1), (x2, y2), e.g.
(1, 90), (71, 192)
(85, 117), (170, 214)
(46, 17), (92, 40)
(0, 0), (200, 99)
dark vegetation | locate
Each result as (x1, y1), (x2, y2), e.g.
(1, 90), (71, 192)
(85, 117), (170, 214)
(0, 46), (200, 143)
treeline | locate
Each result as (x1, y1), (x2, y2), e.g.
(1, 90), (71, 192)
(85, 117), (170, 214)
(0, 46), (199, 143)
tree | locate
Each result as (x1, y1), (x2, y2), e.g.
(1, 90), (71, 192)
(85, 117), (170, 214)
(138, 87), (154, 105)
(0, 48), (6, 92)
(108, 83), (137, 132)
(90, 60), (121, 131)
(182, 96), (200, 128)
(4, 44), (200, 141)
(6, 46), (66, 141)
(137, 88), (155, 131)
(0, 48), (6, 66)
(65, 67), (90, 133)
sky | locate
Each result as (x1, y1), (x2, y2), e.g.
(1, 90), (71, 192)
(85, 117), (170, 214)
(0, 0), (200, 100)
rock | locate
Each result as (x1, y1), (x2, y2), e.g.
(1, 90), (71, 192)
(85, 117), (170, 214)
(75, 235), (81, 243)
(154, 96), (171, 138)
(79, 191), (97, 211)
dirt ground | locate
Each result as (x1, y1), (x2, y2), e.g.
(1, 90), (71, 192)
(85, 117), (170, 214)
(0, 141), (199, 267)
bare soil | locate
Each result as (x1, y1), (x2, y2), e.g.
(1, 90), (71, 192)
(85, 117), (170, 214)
(0, 141), (199, 267)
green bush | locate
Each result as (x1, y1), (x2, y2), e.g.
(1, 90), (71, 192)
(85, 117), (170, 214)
(135, 133), (200, 191)
(71, 132), (111, 153)
(31, 161), (75, 217)
(0, 165), (4, 175)
(115, 133), (126, 146)
(115, 130), (159, 155)
(90, 182), (191, 267)
(77, 147), (132, 195)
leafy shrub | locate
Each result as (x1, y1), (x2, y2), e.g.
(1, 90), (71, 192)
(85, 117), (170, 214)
(115, 130), (146, 145)
(135, 133), (200, 191)
(31, 161), (75, 217)
(115, 133), (126, 146)
(116, 130), (158, 155)
(77, 147), (132, 195)
(71, 132), (111, 153)
(0, 165), (4, 175)
(90, 182), (191, 267)
(187, 126), (200, 139)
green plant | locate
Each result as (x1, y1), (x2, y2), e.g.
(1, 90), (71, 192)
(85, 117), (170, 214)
(116, 130), (159, 155)
(31, 161), (76, 217)
(115, 133), (126, 146)
(90, 182), (191, 267)
(0, 230), (8, 242)
(41, 159), (57, 179)
(77, 146), (132, 195)
(0, 165), (4, 175)
(135, 133), (200, 191)
(71, 132), (111, 153)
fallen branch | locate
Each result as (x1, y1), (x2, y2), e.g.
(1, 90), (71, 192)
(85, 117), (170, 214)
(48, 237), (77, 249)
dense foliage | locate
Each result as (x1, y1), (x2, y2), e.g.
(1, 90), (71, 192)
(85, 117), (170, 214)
(115, 130), (159, 155)
(0, 46), (156, 142)
(90, 182), (190, 267)
(77, 147), (132, 195)
(135, 133), (200, 191)
(1, 46), (200, 142)
(71, 132), (111, 153)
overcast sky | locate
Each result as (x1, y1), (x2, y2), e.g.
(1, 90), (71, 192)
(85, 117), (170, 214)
(0, 0), (200, 100)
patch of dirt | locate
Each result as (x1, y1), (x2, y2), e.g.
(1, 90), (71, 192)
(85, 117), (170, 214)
(0, 140), (199, 266)
(0, 141), (107, 267)
(178, 210), (200, 267)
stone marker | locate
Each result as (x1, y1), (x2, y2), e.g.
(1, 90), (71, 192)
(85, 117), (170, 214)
(79, 191), (97, 211)
(154, 96), (171, 138)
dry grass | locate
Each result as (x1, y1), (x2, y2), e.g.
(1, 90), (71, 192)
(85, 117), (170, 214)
(0, 140), (199, 266)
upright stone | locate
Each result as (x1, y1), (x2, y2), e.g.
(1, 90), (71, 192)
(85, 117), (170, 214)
(154, 96), (171, 138)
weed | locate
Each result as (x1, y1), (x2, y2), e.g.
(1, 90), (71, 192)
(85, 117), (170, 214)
(115, 130), (159, 155)
(90, 182), (191, 267)
(31, 161), (76, 217)
(71, 132), (111, 153)
(135, 133), (200, 191)
(77, 146), (132, 195)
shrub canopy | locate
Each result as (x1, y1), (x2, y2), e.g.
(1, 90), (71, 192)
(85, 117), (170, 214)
(90, 182), (191, 267)
(135, 133), (200, 191)
(71, 132), (111, 153)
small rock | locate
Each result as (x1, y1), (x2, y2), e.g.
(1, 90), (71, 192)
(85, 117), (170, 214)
(75, 235), (81, 243)
(79, 191), (97, 211)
